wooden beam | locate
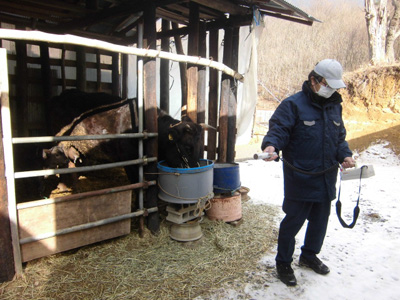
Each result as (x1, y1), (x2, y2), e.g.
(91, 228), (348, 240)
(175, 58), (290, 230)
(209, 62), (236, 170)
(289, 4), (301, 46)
(0, 92), (15, 283)
(111, 52), (120, 96)
(160, 20), (170, 113)
(143, 4), (160, 234)
(218, 26), (233, 163)
(207, 28), (218, 161)
(186, 2), (199, 122)
(226, 27), (239, 163)
(76, 46), (87, 91)
(39, 42), (52, 135)
(122, 53), (129, 98)
(15, 40), (28, 137)
(197, 21), (206, 124)
(0, 48), (21, 280)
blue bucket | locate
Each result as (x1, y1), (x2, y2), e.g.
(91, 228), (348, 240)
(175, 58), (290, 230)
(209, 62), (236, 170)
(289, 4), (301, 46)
(213, 163), (241, 194)
(157, 159), (214, 204)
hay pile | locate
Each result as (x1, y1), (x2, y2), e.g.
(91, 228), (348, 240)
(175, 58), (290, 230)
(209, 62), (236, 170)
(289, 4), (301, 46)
(0, 202), (279, 300)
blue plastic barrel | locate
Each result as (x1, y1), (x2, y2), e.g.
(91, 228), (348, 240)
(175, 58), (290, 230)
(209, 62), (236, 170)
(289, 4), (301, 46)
(213, 163), (241, 194)
(157, 159), (214, 204)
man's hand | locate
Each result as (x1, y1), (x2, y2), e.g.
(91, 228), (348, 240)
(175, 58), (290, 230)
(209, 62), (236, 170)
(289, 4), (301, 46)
(342, 157), (356, 169)
(263, 146), (278, 161)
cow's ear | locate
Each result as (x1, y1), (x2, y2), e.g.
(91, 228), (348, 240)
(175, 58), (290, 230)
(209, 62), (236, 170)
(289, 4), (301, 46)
(168, 125), (183, 141)
(42, 149), (51, 159)
(66, 146), (81, 164)
(182, 115), (194, 123)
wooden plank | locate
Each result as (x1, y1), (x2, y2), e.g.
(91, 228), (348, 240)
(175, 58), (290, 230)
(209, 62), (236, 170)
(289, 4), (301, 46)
(61, 45), (66, 91)
(160, 20), (170, 113)
(96, 49), (102, 92)
(187, 2), (199, 122)
(112, 52), (120, 96)
(0, 81), (15, 282)
(76, 45), (86, 91)
(143, 4), (160, 234)
(15, 40), (29, 137)
(122, 53), (129, 98)
(207, 28), (218, 161)
(197, 22), (206, 124)
(39, 42), (52, 134)
(218, 27), (233, 163)
(18, 190), (132, 262)
(0, 48), (22, 276)
(226, 27), (239, 163)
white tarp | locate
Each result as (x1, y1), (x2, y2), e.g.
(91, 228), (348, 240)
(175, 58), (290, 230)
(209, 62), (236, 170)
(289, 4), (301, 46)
(236, 13), (264, 144)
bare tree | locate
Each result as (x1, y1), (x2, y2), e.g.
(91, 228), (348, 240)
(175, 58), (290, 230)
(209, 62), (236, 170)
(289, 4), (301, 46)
(365, 0), (400, 64)
(386, 0), (400, 62)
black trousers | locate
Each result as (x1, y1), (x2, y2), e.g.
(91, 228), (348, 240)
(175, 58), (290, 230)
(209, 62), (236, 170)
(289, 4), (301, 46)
(275, 199), (331, 264)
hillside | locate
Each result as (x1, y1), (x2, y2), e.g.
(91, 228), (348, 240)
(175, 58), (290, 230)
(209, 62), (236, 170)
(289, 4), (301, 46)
(341, 64), (400, 139)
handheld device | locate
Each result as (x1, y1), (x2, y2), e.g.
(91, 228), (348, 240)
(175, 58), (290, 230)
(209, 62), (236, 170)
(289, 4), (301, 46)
(340, 165), (375, 180)
(253, 152), (277, 160)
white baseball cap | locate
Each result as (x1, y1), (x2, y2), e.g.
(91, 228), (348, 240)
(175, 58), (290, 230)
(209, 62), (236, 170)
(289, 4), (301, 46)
(314, 59), (346, 89)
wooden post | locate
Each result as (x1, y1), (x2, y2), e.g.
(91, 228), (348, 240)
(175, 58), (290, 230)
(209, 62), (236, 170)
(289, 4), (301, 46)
(61, 45), (66, 91)
(39, 42), (52, 101)
(143, 4), (160, 234)
(187, 2), (199, 122)
(197, 22), (206, 125)
(172, 22), (187, 113)
(0, 48), (21, 281)
(76, 46), (86, 91)
(160, 20), (170, 113)
(207, 29), (219, 161)
(218, 27), (233, 162)
(40, 42), (53, 135)
(226, 27), (239, 163)
(96, 49), (102, 92)
(15, 40), (28, 137)
(122, 53), (129, 99)
(197, 22), (207, 159)
(112, 52), (120, 96)
(0, 93), (15, 283)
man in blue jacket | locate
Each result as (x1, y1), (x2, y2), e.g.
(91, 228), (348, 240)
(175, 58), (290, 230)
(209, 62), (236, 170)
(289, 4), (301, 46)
(261, 59), (355, 286)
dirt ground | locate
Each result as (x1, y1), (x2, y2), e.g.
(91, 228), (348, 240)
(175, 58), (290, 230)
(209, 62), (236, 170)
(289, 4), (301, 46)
(246, 64), (400, 159)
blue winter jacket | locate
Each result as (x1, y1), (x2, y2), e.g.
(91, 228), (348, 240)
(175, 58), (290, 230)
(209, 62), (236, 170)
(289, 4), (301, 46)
(261, 81), (353, 202)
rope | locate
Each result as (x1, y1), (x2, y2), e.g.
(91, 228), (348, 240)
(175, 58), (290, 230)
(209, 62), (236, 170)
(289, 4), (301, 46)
(335, 165), (367, 229)
(280, 157), (339, 176)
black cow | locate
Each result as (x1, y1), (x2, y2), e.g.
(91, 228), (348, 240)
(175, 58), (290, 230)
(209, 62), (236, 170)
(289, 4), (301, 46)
(157, 110), (204, 168)
(42, 95), (204, 192)
(42, 97), (139, 191)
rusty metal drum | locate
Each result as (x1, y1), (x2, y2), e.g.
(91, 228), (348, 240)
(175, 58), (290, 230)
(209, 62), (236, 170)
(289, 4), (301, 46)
(206, 192), (242, 222)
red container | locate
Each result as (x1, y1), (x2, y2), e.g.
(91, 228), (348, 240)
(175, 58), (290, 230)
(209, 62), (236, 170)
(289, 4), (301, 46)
(206, 192), (242, 222)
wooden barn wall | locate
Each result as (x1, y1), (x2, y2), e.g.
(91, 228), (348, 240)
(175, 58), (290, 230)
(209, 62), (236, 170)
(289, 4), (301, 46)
(0, 38), (122, 137)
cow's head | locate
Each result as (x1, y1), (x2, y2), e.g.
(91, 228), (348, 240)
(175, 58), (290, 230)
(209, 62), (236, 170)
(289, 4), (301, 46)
(166, 116), (204, 168)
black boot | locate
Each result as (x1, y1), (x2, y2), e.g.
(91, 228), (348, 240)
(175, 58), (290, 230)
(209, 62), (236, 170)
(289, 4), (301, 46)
(276, 262), (297, 286)
(299, 255), (330, 275)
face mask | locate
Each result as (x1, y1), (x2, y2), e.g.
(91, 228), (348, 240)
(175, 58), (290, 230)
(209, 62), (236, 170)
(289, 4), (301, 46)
(316, 83), (337, 98)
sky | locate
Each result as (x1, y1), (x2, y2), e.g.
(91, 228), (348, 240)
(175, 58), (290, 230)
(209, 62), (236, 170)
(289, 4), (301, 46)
(202, 141), (400, 299)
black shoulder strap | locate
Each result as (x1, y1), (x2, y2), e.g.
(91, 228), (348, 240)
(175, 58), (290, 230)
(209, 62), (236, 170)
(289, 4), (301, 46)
(335, 165), (367, 229)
